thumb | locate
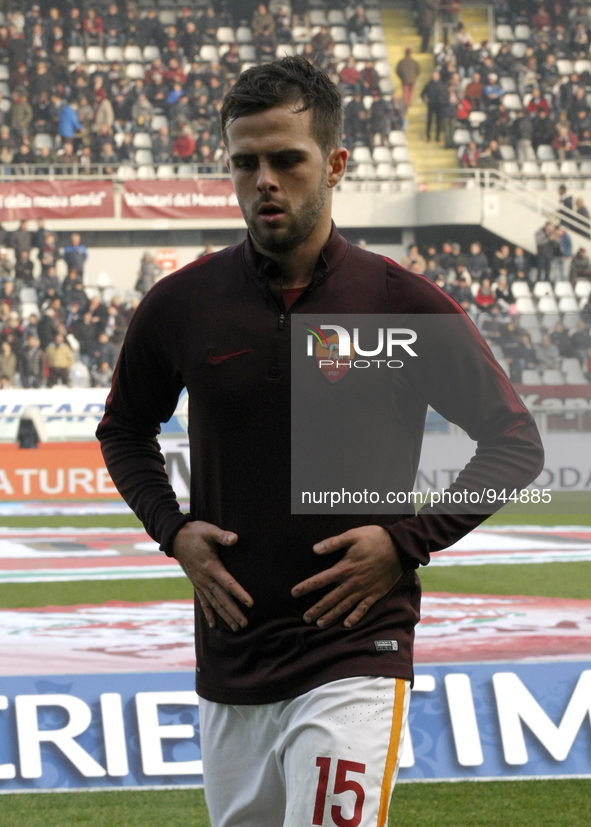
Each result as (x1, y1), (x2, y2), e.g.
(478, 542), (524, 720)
(202, 522), (238, 546)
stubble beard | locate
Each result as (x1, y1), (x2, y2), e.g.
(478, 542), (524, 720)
(242, 177), (328, 255)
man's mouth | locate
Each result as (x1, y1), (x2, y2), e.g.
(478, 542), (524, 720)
(257, 204), (286, 222)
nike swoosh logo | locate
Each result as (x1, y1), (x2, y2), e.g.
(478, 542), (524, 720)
(207, 348), (254, 364)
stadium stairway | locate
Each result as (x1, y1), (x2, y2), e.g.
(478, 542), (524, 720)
(381, 7), (457, 177)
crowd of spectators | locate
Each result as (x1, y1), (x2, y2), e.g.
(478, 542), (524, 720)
(423, 0), (591, 176)
(0, 1), (401, 176)
(400, 233), (591, 383)
(0, 219), (135, 389)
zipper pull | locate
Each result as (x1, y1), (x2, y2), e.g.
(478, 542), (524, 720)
(278, 313), (285, 330)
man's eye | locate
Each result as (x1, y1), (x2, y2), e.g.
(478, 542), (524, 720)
(235, 159), (257, 170)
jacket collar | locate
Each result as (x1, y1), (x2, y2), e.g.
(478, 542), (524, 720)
(242, 220), (349, 284)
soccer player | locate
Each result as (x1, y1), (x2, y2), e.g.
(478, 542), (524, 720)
(97, 57), (544, 827)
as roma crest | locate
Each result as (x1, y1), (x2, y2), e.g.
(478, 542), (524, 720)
(314, 332), (354, 384)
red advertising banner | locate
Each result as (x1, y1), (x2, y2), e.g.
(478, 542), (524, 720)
(0, 181), (115, 220)
(121, 179), (242, 219)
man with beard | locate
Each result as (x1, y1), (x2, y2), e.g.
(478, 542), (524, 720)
(97, 57), (543, 827)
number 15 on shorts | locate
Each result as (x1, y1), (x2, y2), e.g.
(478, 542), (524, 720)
(313, 757), (366, 827)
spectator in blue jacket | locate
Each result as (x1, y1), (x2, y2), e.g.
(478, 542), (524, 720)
(58, 101), (83, 142)
(63, 232), (88, 278)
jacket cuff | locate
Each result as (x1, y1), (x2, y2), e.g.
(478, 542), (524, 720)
(159, 513), (193, 558)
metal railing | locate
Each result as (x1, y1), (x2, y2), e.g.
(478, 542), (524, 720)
(0, 162), (230, 181)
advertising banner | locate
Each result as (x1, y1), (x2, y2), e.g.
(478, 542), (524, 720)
(0, 662), (590, 792)
(0, 181), (114, 220)
(121, 180), (242, 219)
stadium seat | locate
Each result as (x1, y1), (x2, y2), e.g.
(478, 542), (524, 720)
(392, 146), (410, 162)
(500, 76), (517, 92)
(96, 272), (114, 289)
(502, 161), (520, 176)
(177, 164), (195, 179)
(134, 149), (153, 165)
(521, 161), (540, 178)
(557, 60), (574, 76)
(541, 312), (560, 330)
(117, 164), (135, 180)
(512, 281), (532, 297)
(113, 132), (125, 147)
(537, 144), (555, 161)
(388, 130), (407, 146)
(374, 60), (392, 78)
(333, 43), (351, 59)
(217, 27), (235, 44)
(521, 369), (542, 384)
(0, 65), (8, 81)
(330, 26), (348, 42)
(376, 162), (396, 179)
(124, 45), (143, 62)
(368, 26), (386, 42)
(133, 133), (152, 148)
(143, 45), (160, 62)
(453, 128), (471, 145)
(395, 163), (414, 179)
(370, 43), (388, 59)
(562, 311), (581, 331)
(469, 111), (487, 128)
(137, 165), (155, 179)
(558, 296), (579, 312)
(352, 146), (373, 164)
(516, 297), (536, 313)
(151, 114), (168, 132)
(555, 281), (575, 298)
(564, 363), (586, 384)
(495, 24), (514, 41)
(533, 282), (554, 298)
(499, 144), (516, 161)
(540, 160), (559, 175)
(156, 164), (175, 179)
(276, 44), (296, 57)
(158, 11), (176, 26)
(372, 146), (392, 163)
(352, 162), (375, 179)
(200, 45), (219, 61)
(575, 59), (591, 75)
(309, 10), (328, 26)
(292, 26), (311, 42)
(327, 9), (346, 24)
(502, 94), (523, 111)
(378, 78), (395, 94)
(511, 42), (527, 58)
(514, 24), (531, 40)
(68, 46), (86, 62)
(574, 279), (591, 298)
(105, 46), (123, 62)
(20, 287), (38, 304)
(126, 63), (145, 80)
(542, 369), (564, 385)
(86, 46), (105, 63)
(353, 43), (371, 60)
(33, 133), (53, 150)
(362, 94), (374, 109)
(366, 8), (382, 25)
(236, 27), (253, 43)
(238, 45), (256, 61)
(580, 161), (591, 174)
(560, 160), (578, 175)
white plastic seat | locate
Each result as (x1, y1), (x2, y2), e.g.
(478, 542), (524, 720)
(133, 133), (152, 148)
(177, 164), (194, 179)
(33, 133), (53, 150)
(124, 45), (143, 62)
(499, 144), (516, 161)
(511, 282), (531, 298)
(353, 162), (375, 179)
(352, 43), (371, 60)
(558, 296), (579, 311)
(560, 160), (578, 175)
(151, 114), (168, 132)
(352, 146), (373, 164)
(500, 76), (516, 92)
(238, 44), (256, 61)
(372, 146), (392, 163)
(276, 43), (296, 57)
(541, 312), (560, 329)
(521, 369), (542, 384)
(327, 9), (346, 24)
(540, 160), (559, 174)
(495, 24), (514, 41)
(236, 27), (252, 43)
(134, 149), (153, 165)
(511, 42), (527, 58)
(370, 42), (388, 59)
(562, 357), (582, 373)
(369, 26), (385, 42)
(333, 42), (351, 59)
(388, 130), (407, 146)
(376, 162), (395, 179)
(20, 287), (38, 304)
(292, 26), (310, 42)
(156, 164), (175, 179)
(105, 46), (123, 62)
(562, 312), (580, 331)
(542, 369), (564, 385)
(395, 163), (414, 179)
(514, 24), (531, 40)
(565, 364), (586, 383)
(158, 10), (176, 26)
(126, 63), (145, 80)
(143, 45), (160, 62)
(379, 78), (394, 94)
(469, 111), (487, 128)
(453, 128), (471, 145)
(575, 59), (591, 75)
(217, 27), (235, 44)
(116, 164), (136, 180)
(502, 93), (523, 111)
(502, 161), (520, 176)
(533, 282), (554, 298)
(557, 59), (574, 76)
(137, 164), (155, 179)
(200, 45), (219, 61)
(330, 26), (348, 43)
(309, 10), (328, 26)
(392, 146), (410, 162)
(68, 46), (86, 63)
(537, 144), (555, 161)
(362, 94), (374, 110)
(574, 279), (591, 297)
(521, 161), (540, 177)
(555, 281), (575, 297)
(374, 60), (392, 78)
(516, 296), (536, 313)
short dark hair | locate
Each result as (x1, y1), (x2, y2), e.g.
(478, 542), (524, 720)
(220, 56), (343, 156)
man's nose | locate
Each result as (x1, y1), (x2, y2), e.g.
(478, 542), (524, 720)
(256, 162), (279, 192)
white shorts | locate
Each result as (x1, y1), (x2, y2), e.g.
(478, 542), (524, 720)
(199, 676), (411, 827)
